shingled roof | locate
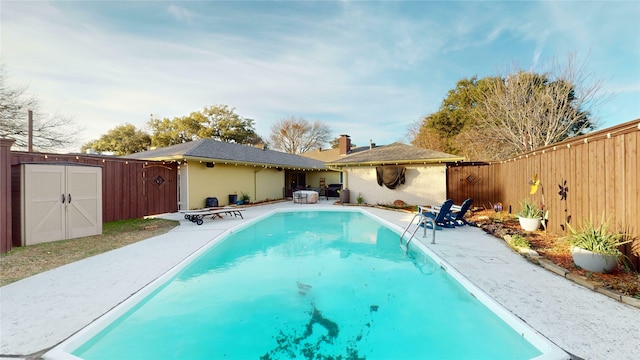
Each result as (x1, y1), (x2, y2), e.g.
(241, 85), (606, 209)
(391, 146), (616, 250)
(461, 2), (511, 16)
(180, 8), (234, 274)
(125, 139), (326, 169)
(326, 142), (463, 166)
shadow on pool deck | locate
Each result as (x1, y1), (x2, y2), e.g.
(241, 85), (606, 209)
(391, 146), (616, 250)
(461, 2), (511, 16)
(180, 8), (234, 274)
(1, 200), (638, 359)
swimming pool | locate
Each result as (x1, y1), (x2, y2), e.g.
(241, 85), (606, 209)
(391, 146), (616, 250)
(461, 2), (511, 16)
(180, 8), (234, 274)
(46, 209), (566, 359)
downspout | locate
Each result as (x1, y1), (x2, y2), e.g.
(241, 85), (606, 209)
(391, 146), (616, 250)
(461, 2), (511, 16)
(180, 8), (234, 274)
(343, 168), (348, 189)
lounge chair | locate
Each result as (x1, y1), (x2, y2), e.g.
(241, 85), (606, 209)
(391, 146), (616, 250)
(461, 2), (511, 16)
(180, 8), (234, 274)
(183, 208), (245, 225)
(419, 199), (455, 230)
(447, 198), (473, 226)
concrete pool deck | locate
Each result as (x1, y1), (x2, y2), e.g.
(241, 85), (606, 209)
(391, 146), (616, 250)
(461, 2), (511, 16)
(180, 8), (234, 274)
(1, 201), (639, 359)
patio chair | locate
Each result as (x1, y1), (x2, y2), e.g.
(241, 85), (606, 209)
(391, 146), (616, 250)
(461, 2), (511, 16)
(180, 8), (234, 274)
(447, 198), (473, 226)
(419, 199), (455, 230)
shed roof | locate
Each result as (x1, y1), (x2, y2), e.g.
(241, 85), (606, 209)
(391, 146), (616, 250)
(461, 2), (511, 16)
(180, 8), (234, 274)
(326, 142), (463, 166)
(125, 139), (327, 169)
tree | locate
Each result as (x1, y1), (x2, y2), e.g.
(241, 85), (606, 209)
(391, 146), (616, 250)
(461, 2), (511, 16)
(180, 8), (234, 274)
(0, 66), (81, 151)
(148, 115), (206, 148)
(407, 119), (447, 152)
(269, 116), (332, 154)
(411, 76), (494, 156)
(474, 59), (597, 157)
(81, 123), (150, 155)
(84, 104), (262, 154)
(410, 53), (602, 160)
(147, 105), (263, 147)
(198, 105), (261, 144)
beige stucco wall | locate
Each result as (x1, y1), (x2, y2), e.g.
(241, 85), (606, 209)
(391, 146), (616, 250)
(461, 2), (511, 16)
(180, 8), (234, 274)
(304, 170), (341, 188)
(178, 164), (189, 210)
(255, 168), (285, 201)
(341, 165), (447, 206)
(182, 162), (285, 209)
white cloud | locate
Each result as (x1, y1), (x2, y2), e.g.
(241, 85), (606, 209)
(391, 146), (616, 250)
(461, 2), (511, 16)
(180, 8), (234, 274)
(167, 4), (193, 24)
(2, 0), (638, 153)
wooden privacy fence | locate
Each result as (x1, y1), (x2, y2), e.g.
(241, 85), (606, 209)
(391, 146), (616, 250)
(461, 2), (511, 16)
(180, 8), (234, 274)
(2, 149), (178, 252)
(447, 119), (640, 270)
(446, 162), (496, 210)
(1, 139), (14, 252)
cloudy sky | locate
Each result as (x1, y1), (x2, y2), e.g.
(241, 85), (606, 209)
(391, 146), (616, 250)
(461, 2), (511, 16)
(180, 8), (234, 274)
(2, 0), (639, 152)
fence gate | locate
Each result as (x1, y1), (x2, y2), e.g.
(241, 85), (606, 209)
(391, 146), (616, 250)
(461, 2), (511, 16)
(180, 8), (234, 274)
(446, 162), (495, 209)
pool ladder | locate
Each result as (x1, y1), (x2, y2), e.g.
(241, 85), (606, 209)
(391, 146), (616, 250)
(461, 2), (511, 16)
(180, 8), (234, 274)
(400, 213), (436, 253)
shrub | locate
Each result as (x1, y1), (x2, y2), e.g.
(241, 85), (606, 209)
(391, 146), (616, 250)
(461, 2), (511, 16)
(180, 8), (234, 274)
(510, 234), (531, 249)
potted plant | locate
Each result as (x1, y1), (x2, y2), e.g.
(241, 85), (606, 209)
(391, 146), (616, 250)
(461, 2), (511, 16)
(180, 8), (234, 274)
(356, 193), (364, 205)
(241, 192), (250, 204)
(528, 174), (549, 231)
(566, 215), (631, 273)
(517, 199), (542, 231)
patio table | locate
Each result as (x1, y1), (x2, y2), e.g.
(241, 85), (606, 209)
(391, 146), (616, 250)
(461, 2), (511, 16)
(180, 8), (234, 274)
(293, 190), (318, 204)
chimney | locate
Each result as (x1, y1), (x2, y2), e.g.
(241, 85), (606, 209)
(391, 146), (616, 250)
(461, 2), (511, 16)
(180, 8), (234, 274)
(369, 139), (376, 150)
(338, 134), (351, 155)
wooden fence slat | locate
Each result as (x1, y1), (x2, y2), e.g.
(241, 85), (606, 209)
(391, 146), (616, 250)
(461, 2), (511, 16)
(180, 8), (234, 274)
(4, 152), (178, 251)
(447, 120), (640, 269)
(626, 132), (639, 268)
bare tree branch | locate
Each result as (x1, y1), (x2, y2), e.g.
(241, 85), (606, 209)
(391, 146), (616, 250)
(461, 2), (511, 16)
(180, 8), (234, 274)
(474, 53), (605, 158)
(0, 66), (82, 151)
(269, 116), (331, 154)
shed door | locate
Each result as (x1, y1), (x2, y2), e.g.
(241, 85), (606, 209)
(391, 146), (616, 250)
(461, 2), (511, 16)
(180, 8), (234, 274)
(23, 164), (102, 245)
(23, 164), (66, 245)
(66, 166), (102, 239)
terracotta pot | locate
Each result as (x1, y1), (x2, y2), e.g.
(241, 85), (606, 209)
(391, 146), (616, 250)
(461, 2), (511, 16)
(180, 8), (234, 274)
(571, 247), (619, 273)
(518, 217), (541, 232)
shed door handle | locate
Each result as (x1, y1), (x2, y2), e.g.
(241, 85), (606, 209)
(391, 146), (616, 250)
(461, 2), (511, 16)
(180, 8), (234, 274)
(67, 194), (72, 204)
(62, 194), (66, 203)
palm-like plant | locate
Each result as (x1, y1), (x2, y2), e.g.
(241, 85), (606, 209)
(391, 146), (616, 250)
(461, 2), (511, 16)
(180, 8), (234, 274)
(518, 199), (542, 219)
(566, 215), (631, 256)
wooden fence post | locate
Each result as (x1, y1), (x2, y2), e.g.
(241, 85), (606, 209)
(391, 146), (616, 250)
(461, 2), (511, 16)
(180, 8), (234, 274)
(1, 138), (15, 253)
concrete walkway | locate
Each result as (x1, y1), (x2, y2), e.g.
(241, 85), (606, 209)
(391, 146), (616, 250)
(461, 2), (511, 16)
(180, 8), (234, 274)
(1, 201), (638, 359)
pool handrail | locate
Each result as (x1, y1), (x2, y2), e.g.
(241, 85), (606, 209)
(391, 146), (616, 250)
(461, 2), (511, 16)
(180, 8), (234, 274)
(400, 212), (436, 252)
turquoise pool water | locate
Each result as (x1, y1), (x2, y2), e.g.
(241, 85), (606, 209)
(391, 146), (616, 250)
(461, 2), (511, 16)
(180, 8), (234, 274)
(71, 210), (543, 359)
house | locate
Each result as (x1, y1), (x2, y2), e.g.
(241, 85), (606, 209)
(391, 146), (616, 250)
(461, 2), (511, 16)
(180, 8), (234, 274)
(300, 134), (357, 162)
(125, 134), (462, 210)
(325, 137), (464, 206)
(125, 139), (340, 209)
(299, 134), (371, 196)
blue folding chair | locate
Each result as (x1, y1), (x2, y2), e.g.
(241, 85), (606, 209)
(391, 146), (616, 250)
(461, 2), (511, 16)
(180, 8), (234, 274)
(419, 199), (455, 230)
(447, 198), (473, 226)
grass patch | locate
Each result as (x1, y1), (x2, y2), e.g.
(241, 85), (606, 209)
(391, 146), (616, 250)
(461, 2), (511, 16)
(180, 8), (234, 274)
(0, 218), (178, 286)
